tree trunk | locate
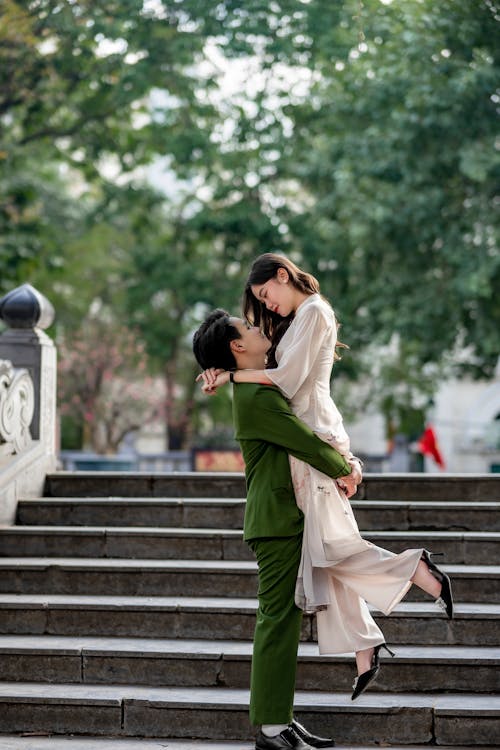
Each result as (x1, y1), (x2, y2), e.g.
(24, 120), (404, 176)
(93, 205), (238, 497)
(164, 359), (199, 450)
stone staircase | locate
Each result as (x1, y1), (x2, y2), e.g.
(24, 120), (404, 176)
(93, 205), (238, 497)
(0, 472), (499, 749)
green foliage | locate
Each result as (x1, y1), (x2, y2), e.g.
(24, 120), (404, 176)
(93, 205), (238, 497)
(1, 0), (498, 447)
(0, 0), (213, 164)
(275, 0), (500, 380)
(0, 0), (216, 289)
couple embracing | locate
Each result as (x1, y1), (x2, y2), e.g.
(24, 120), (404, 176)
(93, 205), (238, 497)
(193, 253), (453, 750)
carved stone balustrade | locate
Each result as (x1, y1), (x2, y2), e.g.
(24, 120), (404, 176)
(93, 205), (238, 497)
(0, 359), (35, 456)
(0, 283), (57, 523)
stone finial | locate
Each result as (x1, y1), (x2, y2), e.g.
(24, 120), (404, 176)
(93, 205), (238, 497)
(0, 284), (55, 330)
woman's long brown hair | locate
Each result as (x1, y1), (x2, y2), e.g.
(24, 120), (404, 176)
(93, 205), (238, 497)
(243, 252), (347, 368)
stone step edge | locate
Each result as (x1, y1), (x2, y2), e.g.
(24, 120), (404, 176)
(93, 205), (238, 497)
(0, 739), (259, 750)
(0, 742), (492, 750)
(3, 526), (499, 541)
(20, 497), (249, 506)
(18, 497), (500, 508)
(0, 743), (493, 750)
(42, 472), (500, 503)
(0, 595), (496, 617)
(43, 471), (500, 482)
(0, 636), (497, 662)
(0, 743), (492, 750)
(0, 683), (498, 714)
(0, 558), (497, 575)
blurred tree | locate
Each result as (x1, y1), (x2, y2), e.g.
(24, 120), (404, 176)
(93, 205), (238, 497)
(2, 0), (498, 450)
(0, 0), (216, 168)
(58, 316), (164, 454)
(0, 160), (82, 294)
(0, 0), (218, 288)
(123, 184), (286, 448)
(275, 0), (499, 383)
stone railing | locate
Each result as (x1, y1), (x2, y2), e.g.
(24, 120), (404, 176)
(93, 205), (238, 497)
(0, 284), (57, 523)
(0, 358), (35, 457)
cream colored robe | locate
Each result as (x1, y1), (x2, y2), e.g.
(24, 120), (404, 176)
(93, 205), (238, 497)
(266, 294), (422, 654)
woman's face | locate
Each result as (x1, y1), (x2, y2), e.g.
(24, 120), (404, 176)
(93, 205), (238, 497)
(251, 270), (296, 317)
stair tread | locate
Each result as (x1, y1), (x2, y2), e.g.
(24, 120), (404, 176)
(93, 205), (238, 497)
(0, 635), (497, 661)
(20, 497), (247, 505)
(0, 742), (491, 750)
(0, 739), (256, 749)
(0, 557), (497, 574)
(0, 526), (243, 536)
(0, 557), (256, 570)
(0, 593), (497, 616)
(3, 473), (499, 746)
(3, 525), (500, 540)
(0, 739), (255, 749)
(0, 682), (499, 712)
(18, 497), (500, 508)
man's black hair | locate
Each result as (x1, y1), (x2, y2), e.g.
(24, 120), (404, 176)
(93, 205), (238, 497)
(192, 309), (241, 370)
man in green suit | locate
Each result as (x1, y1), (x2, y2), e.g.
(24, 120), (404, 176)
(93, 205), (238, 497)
(193, 310), (356, 750)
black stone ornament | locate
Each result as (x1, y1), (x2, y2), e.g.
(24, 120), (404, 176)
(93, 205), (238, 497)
(0, 284), (55, 330)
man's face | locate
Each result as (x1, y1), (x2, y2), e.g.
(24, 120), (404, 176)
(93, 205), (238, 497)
(229, 317), (270, 363)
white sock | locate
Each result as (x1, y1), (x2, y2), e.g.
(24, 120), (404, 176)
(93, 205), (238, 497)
(261, 724), (288, 737)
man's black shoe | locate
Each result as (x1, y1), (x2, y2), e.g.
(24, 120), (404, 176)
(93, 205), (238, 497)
(291, 718), (335, 748)
(255, 725), (315, 749)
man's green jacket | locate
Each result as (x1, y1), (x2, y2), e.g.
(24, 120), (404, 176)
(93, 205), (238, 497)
(232, 383), (352, 542)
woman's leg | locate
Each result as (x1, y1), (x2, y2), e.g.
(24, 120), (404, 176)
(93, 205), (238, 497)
(411, 559), (442, 597)
(324, 549), (445, 674)
(355, 646), (375, 675)
(320, 546), (421, 678)
(326, 545), (422, 616)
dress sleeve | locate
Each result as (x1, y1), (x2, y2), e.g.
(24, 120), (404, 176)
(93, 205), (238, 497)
(267, 304), (334, 399)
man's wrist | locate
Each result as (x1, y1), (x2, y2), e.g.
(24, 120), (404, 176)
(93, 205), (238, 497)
(229, 370), (236, 383)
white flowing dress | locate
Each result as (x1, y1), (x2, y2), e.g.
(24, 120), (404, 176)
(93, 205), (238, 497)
(266, 294), (422, 654)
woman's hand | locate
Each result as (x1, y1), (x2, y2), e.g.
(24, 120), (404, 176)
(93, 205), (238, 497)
(196, 368), (230, 395)
(337, 473), (357, 498)
(348, 458), (363, 486)
(337, 458), (363, 498)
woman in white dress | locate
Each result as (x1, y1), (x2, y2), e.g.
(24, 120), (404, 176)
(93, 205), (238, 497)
(201, 252), (453, 699)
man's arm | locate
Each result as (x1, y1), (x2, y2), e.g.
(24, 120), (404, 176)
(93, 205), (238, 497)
(235, 385), (352, 479)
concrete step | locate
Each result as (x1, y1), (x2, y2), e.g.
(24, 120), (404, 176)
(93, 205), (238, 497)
(0, 683), (498, 745)
(17, 498), (248, 530)
(364, 531), (499, 565)
(0, 636), (497, 693)
(1, 526), (498, 565)
(44, 473), (247, 499)
(0, 558), (496, 602)
(0, 594), (497, 646)
(0, 739), (256, 750)
(0, 742), (492, 750)
(44, 471), (500, 502)
(0, 525), (249, 561)
(17, 497), (500, 531)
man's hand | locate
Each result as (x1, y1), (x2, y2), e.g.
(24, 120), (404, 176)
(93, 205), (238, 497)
(196, 368), (229, 395)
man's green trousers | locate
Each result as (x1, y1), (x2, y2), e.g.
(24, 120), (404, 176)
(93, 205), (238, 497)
(247, 533), (303, 726)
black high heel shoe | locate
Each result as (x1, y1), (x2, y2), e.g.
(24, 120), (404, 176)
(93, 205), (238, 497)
(351, 643), (395, 701)
(422, 550), (454, 619)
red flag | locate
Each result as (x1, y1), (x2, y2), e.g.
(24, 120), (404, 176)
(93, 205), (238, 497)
(418, 425), (445, 469)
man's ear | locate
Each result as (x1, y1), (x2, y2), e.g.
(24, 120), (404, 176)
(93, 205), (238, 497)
(230, 339), (245, 354)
